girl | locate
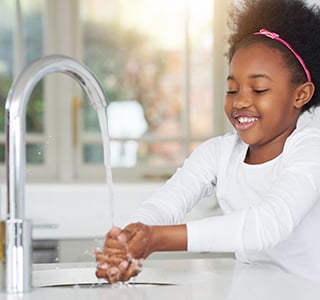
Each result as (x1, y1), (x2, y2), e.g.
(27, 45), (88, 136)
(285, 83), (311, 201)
(96, 0), (320, 283)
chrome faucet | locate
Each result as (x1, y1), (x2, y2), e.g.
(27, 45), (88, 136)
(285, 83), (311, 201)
(1, 55), (108, 293)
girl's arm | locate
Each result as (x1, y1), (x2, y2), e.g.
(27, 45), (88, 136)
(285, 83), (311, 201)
(96, 223), (187, 283)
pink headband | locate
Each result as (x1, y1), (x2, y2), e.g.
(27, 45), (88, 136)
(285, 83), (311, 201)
(254, 29), (311, 82)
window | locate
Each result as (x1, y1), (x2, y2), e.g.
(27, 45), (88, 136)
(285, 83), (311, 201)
(0, 0), (45, 178)
(0, 0), (230, 183)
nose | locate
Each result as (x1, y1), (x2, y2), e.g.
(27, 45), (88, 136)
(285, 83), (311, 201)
(232, 91), (251, 109)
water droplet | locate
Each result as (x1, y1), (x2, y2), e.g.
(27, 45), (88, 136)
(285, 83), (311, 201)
(84, 249), (95, 258)
(94, 246), (102, 253)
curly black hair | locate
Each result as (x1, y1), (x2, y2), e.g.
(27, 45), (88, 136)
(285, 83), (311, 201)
(227, 0), (320, 112)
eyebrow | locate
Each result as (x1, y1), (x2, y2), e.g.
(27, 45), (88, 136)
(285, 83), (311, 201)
(227, 74), (273, 81)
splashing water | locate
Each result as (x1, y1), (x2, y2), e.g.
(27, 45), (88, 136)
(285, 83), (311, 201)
(97, 107), (115, 227)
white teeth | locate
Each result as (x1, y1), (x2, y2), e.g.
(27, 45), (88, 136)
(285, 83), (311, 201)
(237, 116), (257, 124)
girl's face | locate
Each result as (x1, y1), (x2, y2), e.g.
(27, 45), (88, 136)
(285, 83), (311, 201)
(224, 43), (302, 163)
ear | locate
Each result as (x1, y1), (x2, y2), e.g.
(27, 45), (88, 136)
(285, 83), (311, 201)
(294, 81), (315, 109)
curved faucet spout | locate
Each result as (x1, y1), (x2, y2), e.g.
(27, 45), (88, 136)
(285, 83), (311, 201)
(5, 55), (108, 220)
(3, 55), (108, 293)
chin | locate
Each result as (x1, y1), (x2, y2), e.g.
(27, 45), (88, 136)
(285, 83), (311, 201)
(237, 133), (258, 146)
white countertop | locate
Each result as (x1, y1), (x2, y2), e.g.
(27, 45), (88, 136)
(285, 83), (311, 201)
(1, 258), (319, 299)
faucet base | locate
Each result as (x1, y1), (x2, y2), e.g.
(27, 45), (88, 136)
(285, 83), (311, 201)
(1, 219), (32, 293)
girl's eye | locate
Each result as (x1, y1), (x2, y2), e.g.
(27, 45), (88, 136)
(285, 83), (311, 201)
(253, 89), (269, 94)
(226, 90), (238, 95)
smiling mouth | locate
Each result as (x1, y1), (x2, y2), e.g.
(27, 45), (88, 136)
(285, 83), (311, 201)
(234, 116), (258, 130)
(237, 116), (258, 124)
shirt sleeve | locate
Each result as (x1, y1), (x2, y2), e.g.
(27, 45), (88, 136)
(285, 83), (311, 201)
(187, 128), (320, 253)
(128, 137), (221, 225)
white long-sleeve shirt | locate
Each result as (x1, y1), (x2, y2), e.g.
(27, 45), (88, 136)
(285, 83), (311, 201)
(130, 126), (320, 280)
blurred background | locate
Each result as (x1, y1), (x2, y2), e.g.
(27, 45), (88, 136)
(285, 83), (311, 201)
(0, 0), (231, 184)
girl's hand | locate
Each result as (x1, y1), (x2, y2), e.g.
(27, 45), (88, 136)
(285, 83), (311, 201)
(95, 226), (128, 282)
(95, 223), (151, 283)
(121, 222), (153, 259)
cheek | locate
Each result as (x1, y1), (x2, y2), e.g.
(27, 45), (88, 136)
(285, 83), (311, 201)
(258, 95), (295, 120)
(224, 96), (232, 115)
(224, 97), (235, 124)
(256, 99), (273, 113)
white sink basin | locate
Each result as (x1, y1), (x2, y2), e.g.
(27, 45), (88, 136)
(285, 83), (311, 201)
(33, 263), (216, 288)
